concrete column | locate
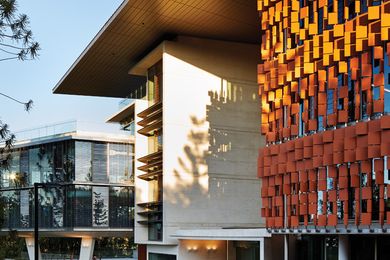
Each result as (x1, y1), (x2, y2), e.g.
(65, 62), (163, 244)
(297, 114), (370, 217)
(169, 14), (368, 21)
(338, 235), (349, 260)
(79, 237), (95, 260)
(284, 235), (289, 260)
(25, 237), (41, 260)
(259, 239), (265, 260)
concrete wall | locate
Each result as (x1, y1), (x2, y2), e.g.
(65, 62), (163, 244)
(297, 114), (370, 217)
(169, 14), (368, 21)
(162, 37), (264, 244)
(179, 240), (227, 260)
(134, 100), (150, 244)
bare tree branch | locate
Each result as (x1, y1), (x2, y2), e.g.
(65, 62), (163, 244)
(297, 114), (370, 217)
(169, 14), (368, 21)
(0, 92), (33, 111)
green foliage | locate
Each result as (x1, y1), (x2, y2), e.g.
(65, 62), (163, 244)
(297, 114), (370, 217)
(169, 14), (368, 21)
(0, 230), (25, 258)
(94, 237), (136, 258)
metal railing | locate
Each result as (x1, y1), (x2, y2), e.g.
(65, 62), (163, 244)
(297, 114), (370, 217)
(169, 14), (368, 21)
(13, 120), (130, 142)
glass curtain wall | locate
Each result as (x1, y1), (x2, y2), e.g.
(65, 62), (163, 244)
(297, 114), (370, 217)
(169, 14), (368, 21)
(0, 185), (134, 229)
(147, 60), (163, 106)
(0, 139), (134, 230)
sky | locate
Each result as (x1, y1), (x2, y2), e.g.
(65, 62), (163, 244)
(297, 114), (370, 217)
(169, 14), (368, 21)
(0, 0), (124, 133)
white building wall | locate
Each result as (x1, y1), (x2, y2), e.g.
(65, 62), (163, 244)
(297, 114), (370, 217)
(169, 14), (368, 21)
(161, 37), (264, 244)
(178, 240), (227, 260)
(134, 100), (150, 244)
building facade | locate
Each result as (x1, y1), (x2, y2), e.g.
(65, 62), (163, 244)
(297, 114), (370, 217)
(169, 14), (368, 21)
(106, 36), (266, 259)
(257, 0), (390, 259)
(0, 122), (135, 259)
(53, 1), (273, 259)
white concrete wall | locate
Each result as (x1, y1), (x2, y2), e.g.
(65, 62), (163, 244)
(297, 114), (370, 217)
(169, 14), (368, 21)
(178, 240), (227, 260)
(134, 100), (150, 244)
(162, 37), (264, 244)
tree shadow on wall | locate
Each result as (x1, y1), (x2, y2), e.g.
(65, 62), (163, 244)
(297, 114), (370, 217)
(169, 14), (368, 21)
(164, 79), (261, 215)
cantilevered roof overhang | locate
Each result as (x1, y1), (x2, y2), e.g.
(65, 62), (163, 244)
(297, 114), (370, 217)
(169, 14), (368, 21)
(53, 0), (260, 98)
(106, 101), (135, 123)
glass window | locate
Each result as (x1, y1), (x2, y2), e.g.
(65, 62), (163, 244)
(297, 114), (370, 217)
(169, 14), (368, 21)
(338, 0), (344, 23)
(147, 60), (163, 105)
(299, 101), (305, 136)
(349, 0), (356, 19)
(348, 59), (355, 121)
(362, 91), (368, 119)
(109, 187), (133, 228)
(351, 236), (375, 260)
(73, 185), (92, 227)
(318, 190), (324, 215)
(338, 98), (344, 110)
(235, 241), (260, 260)
(309, 0), (314, 23)
(309, 96), (315, 119)
(325, 237), (338, 260)
(38, 186), (64, 228)
(327, 89), (334, 115)
(20, 189), (30, 228)
(318, 116), (324, 131)
(318, 8), (323, 34)
(373, 86), (380, 101)
(62, 140), (75, 182)
(384, 45), (390, 114)
(109, 144), (133, 184)
(149, 253), (176, 260)
(360, 0), (368, 13)
(92, 143), (108, 183)
(92, 186), (109, 227)
(148, 222), (163, 241)
(1, 190), (20, 229)
(29, 148), (41, 184)
(283, 106), (288, 128)
(75, 141), (92, 182)
(20, 149), (29, 186)
(1, 151), (20, 188)
(38, 145), (54, 183)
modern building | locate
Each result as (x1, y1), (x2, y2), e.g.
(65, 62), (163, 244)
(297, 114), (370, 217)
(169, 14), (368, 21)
(0, 121), (135, 259)
(257, 0), (390, 259)
(52, 1), (276, 259)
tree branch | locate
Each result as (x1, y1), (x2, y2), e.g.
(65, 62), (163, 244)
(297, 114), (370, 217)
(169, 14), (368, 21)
(0, 92), (33, 111)
(0, 56), (17, 61)
(0, 47), (17, 55)
(0, 42), (25, 50)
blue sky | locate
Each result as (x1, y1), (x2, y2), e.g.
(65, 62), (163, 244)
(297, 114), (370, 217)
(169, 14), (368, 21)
(0, 0), (123, 132)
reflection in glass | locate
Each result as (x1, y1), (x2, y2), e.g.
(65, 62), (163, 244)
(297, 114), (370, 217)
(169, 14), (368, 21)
(75, 141), (92, 182)
(73, 185), (92, 227)
(93, 186), (109, 227)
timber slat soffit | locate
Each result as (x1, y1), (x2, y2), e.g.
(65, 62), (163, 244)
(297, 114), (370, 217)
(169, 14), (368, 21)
(53, 0), (259, 98)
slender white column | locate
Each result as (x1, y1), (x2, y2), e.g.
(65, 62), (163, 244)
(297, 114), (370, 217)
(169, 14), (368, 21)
(338, 235), (349, 260)
(79, 237), (95, 260)
(259, 238), (265, 260)
(25, 237), (41, 260)
(284, 235), (289, 260)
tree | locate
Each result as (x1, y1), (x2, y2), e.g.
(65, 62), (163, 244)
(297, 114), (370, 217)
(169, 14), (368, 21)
(0, 1), (38, 252)
(0, 94), (33, 170)
(0, 0), (39, 61)
(0, 0), (37, 169)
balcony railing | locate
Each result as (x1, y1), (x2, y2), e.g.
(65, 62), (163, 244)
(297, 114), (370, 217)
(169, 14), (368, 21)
(13, 120), (130, 142)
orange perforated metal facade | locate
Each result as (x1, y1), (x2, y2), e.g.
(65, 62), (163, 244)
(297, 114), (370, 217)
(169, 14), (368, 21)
(258, 0), (390, 229)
